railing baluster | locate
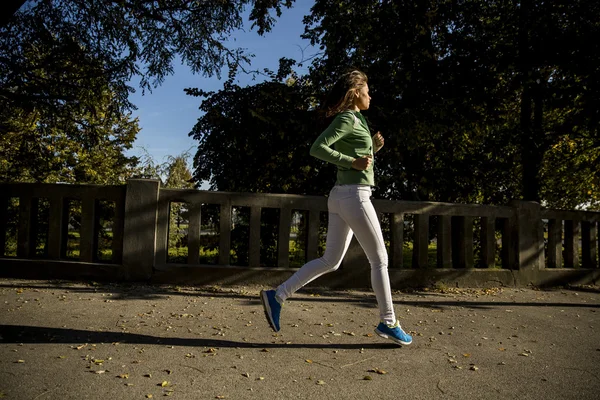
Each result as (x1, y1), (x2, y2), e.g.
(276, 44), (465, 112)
(437, 215), (452, 268)
(564, 220), (580, 268)
(111, 200), (124, 264)
(17, 195), (33, 258)
(155, 199), (170, 265)
(188, 202), (201, 265)
(219, 202), (232, 266)
(547, 219), (562, 268)
(48, 196), (65, 259)
(452, 216), (474, 268)
(249, 206), (261, 267)
(278, 207), (292, 268)
(60, 200), (70, 258)
(481, 217), (496, 268)
(392, 213), (404, 268)
(79, 197), (97, 262)
(413, 214), (429, 268)
(501, 218), (515, 269)
(306, 209), (320, 262)
(581, 221), (597, 268)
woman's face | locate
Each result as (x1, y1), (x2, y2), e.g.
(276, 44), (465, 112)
(353, 83), (371, 111)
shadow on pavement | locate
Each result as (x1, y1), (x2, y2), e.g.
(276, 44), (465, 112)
(0, 324), (400, 350)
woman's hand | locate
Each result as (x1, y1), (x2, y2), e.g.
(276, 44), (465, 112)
(352, 155), (372, 170)
(373, 131), (384, 153)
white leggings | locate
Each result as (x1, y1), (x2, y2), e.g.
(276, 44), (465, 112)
(275, 184), (396, 325)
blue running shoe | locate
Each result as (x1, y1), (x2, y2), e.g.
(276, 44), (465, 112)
(375, 320), (412, 345)
(260, 290), (282, 332)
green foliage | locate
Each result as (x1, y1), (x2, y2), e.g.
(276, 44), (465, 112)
(1, 0), (295, 135)
(1, 0), (295, 184)
(0, 88), (139, 183)
(0, 16), (140, 183)
(188, 0), (599, 209)
(187, 76), (334, 195)
(164, 155), (195, 189)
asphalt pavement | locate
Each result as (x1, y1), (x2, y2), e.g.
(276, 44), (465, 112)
(0, 278), (599, 400)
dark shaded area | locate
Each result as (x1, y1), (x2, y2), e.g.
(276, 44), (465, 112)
(0, 0), (25, 28)
(0, 324), (398, 350)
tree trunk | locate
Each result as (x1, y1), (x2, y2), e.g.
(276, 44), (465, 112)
(518, 0), (542, 202)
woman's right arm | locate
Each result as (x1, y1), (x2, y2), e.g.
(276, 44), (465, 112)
(309, 112), (355, 169)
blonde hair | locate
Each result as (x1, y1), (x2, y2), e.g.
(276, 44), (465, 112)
(325, 70), (368, 117)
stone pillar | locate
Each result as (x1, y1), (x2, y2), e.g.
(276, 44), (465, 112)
(122, 179), (160, 280)
(510, 200), (544, 280)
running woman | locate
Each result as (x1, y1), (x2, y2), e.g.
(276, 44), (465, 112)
(260, 70), (412, 346)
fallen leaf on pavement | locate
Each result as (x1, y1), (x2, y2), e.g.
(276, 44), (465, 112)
(367, 368), (387, 375)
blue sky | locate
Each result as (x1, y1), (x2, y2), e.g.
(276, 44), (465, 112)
(126, 1), (316, 168)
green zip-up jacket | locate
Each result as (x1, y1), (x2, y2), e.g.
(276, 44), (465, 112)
(310, 110), (375, 186)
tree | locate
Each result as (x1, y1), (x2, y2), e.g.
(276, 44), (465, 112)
(188, 0), (599, 210)
(164, 154), (195, 189)
(187, 71), (333, 195)
(301, 0), (599, 207)
(1, 0), (295, 139)
(187, 69), (331, 265)
(0, 85), (139, 184)
(1, 0), (296, 185)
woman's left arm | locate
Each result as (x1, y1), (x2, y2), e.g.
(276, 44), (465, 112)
(373, 131), (384, 153)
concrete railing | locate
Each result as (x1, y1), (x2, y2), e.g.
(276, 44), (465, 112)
(1, 179), (598, 288)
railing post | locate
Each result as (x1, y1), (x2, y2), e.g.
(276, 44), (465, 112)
(277, 207), (292, 268)
(219, 201), (232, 266)
(437, 215), (452, 268)
(510, 200), (544, 279)
(79, 197), (97, 262)
(17, 195), (34, 258)
(547, 219), (562, 268)
(481, 217), (496, 268)
(564, 220), (580, 268)
(581, 221), (598, 268)
(413, 214), (429, 268)
(47, 195), (66, 260)
(249, 206), (262, 267)
(306, 209), (320, 262)
(392, 213), (405, 268)
(452, 216), (474, 268)
(188, 202), (202, 265)
(122, 179), (160, 280)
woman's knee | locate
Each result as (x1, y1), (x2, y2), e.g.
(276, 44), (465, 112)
(369, 252), (389, 271)
(318, 256), (342, 273)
